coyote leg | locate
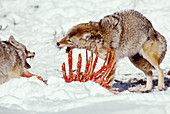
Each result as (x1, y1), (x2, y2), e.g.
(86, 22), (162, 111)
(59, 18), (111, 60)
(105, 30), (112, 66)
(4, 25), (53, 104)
(106, 49), (116, 88)
(129, 53), (154, 92)
(141, 71), (153, 92)
(142, 41), (164, 91)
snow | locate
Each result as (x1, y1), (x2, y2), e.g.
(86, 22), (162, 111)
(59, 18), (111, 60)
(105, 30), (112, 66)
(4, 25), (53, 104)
(0, 0), (170, 113)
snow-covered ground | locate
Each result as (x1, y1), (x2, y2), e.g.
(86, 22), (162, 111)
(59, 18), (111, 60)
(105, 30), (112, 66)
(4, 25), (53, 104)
(0, 0), (170, 113)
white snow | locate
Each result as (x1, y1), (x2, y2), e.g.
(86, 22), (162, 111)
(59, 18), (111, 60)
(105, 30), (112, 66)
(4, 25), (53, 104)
(0, 0), (170, 113)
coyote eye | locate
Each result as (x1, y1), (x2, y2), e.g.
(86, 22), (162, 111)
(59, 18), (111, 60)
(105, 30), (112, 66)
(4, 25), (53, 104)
(67, 39), (71, 42)
(81, 33), (91, 40)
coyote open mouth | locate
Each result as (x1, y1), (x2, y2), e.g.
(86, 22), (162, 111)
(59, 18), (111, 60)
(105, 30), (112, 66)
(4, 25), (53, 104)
(25, 51), (35, 69)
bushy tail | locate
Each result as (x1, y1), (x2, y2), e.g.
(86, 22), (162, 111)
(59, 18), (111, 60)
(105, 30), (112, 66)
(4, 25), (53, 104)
(156, 31), (167, 64)
(148, 28), (167, 64)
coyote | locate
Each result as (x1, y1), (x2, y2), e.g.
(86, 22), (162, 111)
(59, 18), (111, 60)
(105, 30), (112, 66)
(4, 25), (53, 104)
(0, 35), (35, 84)
(57, 10), (167, 92)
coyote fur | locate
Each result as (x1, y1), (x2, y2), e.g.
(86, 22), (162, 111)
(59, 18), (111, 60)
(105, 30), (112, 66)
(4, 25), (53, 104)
(57, 10), (167, 92)
(0, 35), (35, 84)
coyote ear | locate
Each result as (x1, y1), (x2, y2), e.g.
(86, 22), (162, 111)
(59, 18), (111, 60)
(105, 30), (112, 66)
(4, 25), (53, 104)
(8, 35), (21, 49)
(99, 15), (119, 29)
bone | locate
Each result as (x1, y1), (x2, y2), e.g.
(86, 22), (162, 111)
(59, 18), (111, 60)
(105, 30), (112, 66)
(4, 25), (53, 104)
(86, 50), (88, 62)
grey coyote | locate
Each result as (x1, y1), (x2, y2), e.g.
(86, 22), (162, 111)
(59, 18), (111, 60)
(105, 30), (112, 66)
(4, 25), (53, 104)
(57, 10), (167, 92)
(0, 35), (35, 84)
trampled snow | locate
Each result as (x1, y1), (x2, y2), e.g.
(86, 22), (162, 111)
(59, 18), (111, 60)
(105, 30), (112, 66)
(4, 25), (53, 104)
(0, 0), (170, 113)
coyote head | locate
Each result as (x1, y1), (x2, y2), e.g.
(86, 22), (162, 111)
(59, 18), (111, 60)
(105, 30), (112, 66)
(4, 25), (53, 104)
(57, 22), (102, 52)
(8, 35), (35, 69)
(57, 15), (119, 58)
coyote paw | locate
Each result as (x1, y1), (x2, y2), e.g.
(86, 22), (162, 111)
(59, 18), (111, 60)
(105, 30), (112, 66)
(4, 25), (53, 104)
(140, 87), (152, 93)
(158, 84), (165, 91)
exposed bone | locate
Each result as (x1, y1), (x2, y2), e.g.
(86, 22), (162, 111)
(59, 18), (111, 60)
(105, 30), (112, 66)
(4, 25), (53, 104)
(61, 47), (118, 94)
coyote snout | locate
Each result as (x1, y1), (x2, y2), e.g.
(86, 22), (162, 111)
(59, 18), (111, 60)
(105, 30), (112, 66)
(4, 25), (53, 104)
(57, 10), (167, 92)
(0, 35), (35, 84)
